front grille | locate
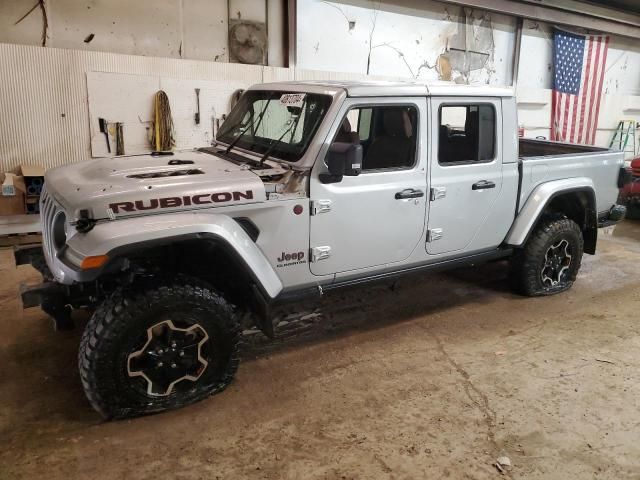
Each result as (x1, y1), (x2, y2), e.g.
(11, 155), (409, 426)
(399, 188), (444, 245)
(40, 186), (61, 269)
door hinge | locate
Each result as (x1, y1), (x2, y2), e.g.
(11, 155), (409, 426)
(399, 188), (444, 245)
(310, 246), (331, 262)
(430, 187), (446, 201)
(427, 228), (443, 242)
(310, 199), (332, 215)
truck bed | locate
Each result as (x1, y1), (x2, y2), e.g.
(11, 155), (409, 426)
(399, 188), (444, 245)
(519, 138), (607, 158)
(517, 139), (623, 215)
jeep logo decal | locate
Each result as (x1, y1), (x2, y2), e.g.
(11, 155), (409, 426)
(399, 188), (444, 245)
(108, 190), (254, 213)
(276, 250), (306, 268)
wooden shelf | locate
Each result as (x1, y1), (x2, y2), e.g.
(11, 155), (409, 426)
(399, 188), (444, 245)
(0, 214), (41, 236)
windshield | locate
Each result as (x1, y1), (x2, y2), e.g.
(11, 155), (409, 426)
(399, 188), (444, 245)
(216, 91), (332, 162)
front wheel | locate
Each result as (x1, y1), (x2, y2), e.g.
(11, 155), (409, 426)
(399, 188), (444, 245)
(510, 217), (584, 296)
(78, 277), (240, 419)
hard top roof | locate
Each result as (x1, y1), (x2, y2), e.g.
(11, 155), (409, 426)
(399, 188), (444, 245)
(253, 80), (514, 98)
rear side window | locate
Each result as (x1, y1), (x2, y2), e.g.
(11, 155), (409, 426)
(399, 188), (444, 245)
(333, 105), (418, 171)
(438, 104), (495, 165)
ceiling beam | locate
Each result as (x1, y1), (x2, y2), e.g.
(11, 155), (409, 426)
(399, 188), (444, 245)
(437, 0), (640, 38)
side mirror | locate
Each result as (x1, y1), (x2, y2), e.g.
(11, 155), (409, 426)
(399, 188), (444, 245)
(320, 142), (362, 184)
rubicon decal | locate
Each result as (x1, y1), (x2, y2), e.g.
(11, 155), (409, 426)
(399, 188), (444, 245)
(108, 190), (254, 213)
(276, 250), (306, 268)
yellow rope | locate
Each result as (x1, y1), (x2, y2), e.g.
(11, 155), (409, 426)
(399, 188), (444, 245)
(151, 90), (175, 152)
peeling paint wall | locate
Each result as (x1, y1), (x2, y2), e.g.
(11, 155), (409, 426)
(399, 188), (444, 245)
(0, 0), (286, 66)
(296, 0), (516, 85)
(298, 1), (639, 152)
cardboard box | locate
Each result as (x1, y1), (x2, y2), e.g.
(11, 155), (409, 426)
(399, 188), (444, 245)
(0, 173), (26, 216)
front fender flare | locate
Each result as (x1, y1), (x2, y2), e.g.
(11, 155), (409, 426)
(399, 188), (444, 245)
(65, 212), (283, 299)
(505, 177), (596, 247)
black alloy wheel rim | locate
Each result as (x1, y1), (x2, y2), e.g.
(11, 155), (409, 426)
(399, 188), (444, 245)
(127, 319), (210, 396)
(541, 239), (572, 287)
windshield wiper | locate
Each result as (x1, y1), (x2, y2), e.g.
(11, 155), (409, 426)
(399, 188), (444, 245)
(259, 120), (299, 165)
(259, 105), (304, 165)
(225, 99), (271, 155)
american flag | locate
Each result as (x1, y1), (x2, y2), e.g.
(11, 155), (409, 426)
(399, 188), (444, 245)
(550, 29), (609, 145)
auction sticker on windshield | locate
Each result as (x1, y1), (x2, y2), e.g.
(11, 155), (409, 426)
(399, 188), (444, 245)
(279, 93), (306, 108)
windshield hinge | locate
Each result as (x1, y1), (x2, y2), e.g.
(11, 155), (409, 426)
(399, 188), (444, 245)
(310, 199), (332, 216)
(430, 187), (446, 201)
(427, 228), (444, 242)
(310, 246), (331, 262)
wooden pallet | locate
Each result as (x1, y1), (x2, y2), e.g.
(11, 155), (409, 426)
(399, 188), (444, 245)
(0, 232), (42, 247)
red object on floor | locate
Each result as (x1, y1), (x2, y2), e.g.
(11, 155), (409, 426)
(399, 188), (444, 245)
(620, 157), (640, 213)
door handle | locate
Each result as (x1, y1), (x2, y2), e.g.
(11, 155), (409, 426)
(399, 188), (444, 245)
(395, 189), (425, 200)
(472, 180), (496, 190)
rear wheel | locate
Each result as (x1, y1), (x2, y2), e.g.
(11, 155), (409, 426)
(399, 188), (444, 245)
(510, 217), (584, 296)
(78, 277), (240, 419)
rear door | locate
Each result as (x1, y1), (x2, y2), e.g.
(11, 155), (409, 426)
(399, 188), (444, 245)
(426, 98), (504, 255)
(309, 97), (428, 276)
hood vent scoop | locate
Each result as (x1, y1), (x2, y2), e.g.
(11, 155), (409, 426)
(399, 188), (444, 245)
(127, 169), (204, 179)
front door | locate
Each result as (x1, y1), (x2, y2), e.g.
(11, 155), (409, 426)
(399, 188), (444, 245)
(427, 98), (504, 255)
(309, 98), (428, 276)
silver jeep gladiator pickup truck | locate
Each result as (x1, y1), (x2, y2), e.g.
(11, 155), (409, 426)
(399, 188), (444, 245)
(16, 81), (627, 419)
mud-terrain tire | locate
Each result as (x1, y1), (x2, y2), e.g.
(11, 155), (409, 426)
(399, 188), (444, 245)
(78, 277), (240, 420)
(510, 217), (584, 296)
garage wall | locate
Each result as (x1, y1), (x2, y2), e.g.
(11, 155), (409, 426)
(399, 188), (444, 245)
(297, 0), (517, 85)
(1, 0), (639, 175)
(0, 0), (286, 66)
(0, 42), (398, 173)
(296, 0), (639, 153)
(516, 20), (640, 149)
(0, 43), (266, 172)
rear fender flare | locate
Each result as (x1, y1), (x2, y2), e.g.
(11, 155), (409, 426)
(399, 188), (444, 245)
(505, 178), (597, 248)
(65, 212), (283, 299)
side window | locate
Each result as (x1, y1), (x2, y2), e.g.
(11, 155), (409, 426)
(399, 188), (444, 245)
(438, 104), (495, 165)
(333, 105), (418, 171)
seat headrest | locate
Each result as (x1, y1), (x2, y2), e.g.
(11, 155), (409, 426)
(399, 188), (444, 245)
(340, 118), (352, 133)
(465, 109), (479, 133)
(383, 109), (412, 138)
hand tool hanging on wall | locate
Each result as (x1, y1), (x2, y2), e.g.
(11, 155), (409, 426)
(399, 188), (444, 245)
(195, 88), (201, 125)
(98, 117), (111, 153)
(150, 90), (176, 152)
(114, 122), (125, 155)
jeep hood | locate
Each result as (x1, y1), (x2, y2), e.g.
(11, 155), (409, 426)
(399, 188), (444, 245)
(45, 150), (266, 221)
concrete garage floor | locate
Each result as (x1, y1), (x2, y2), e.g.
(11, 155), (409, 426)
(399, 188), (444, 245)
(1, 222), (639, 480)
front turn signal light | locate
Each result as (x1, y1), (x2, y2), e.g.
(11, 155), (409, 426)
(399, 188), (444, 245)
(80, 255), (109, 270)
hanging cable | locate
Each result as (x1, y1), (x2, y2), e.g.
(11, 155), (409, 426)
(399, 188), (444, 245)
(150, 90), (176, 152)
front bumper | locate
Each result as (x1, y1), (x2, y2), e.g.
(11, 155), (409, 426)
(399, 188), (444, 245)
(597, 204), (627, 228)
(15, 246), (78, 330)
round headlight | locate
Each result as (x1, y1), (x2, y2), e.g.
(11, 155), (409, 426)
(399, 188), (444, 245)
(52, 211), (67, 250)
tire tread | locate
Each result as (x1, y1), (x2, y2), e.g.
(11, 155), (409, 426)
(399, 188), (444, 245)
(510, 216), (584, 296)
(78, 276), (240, 420)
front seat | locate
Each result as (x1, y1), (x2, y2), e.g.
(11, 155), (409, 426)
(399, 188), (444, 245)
(463, 108), (479, 161)
(334, 118), (360, 144)
(364, 109), (414, 170)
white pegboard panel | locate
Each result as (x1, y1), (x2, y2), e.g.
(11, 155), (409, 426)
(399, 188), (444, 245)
(87, 72), (159, 157)
(87, 71), (258, 157)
